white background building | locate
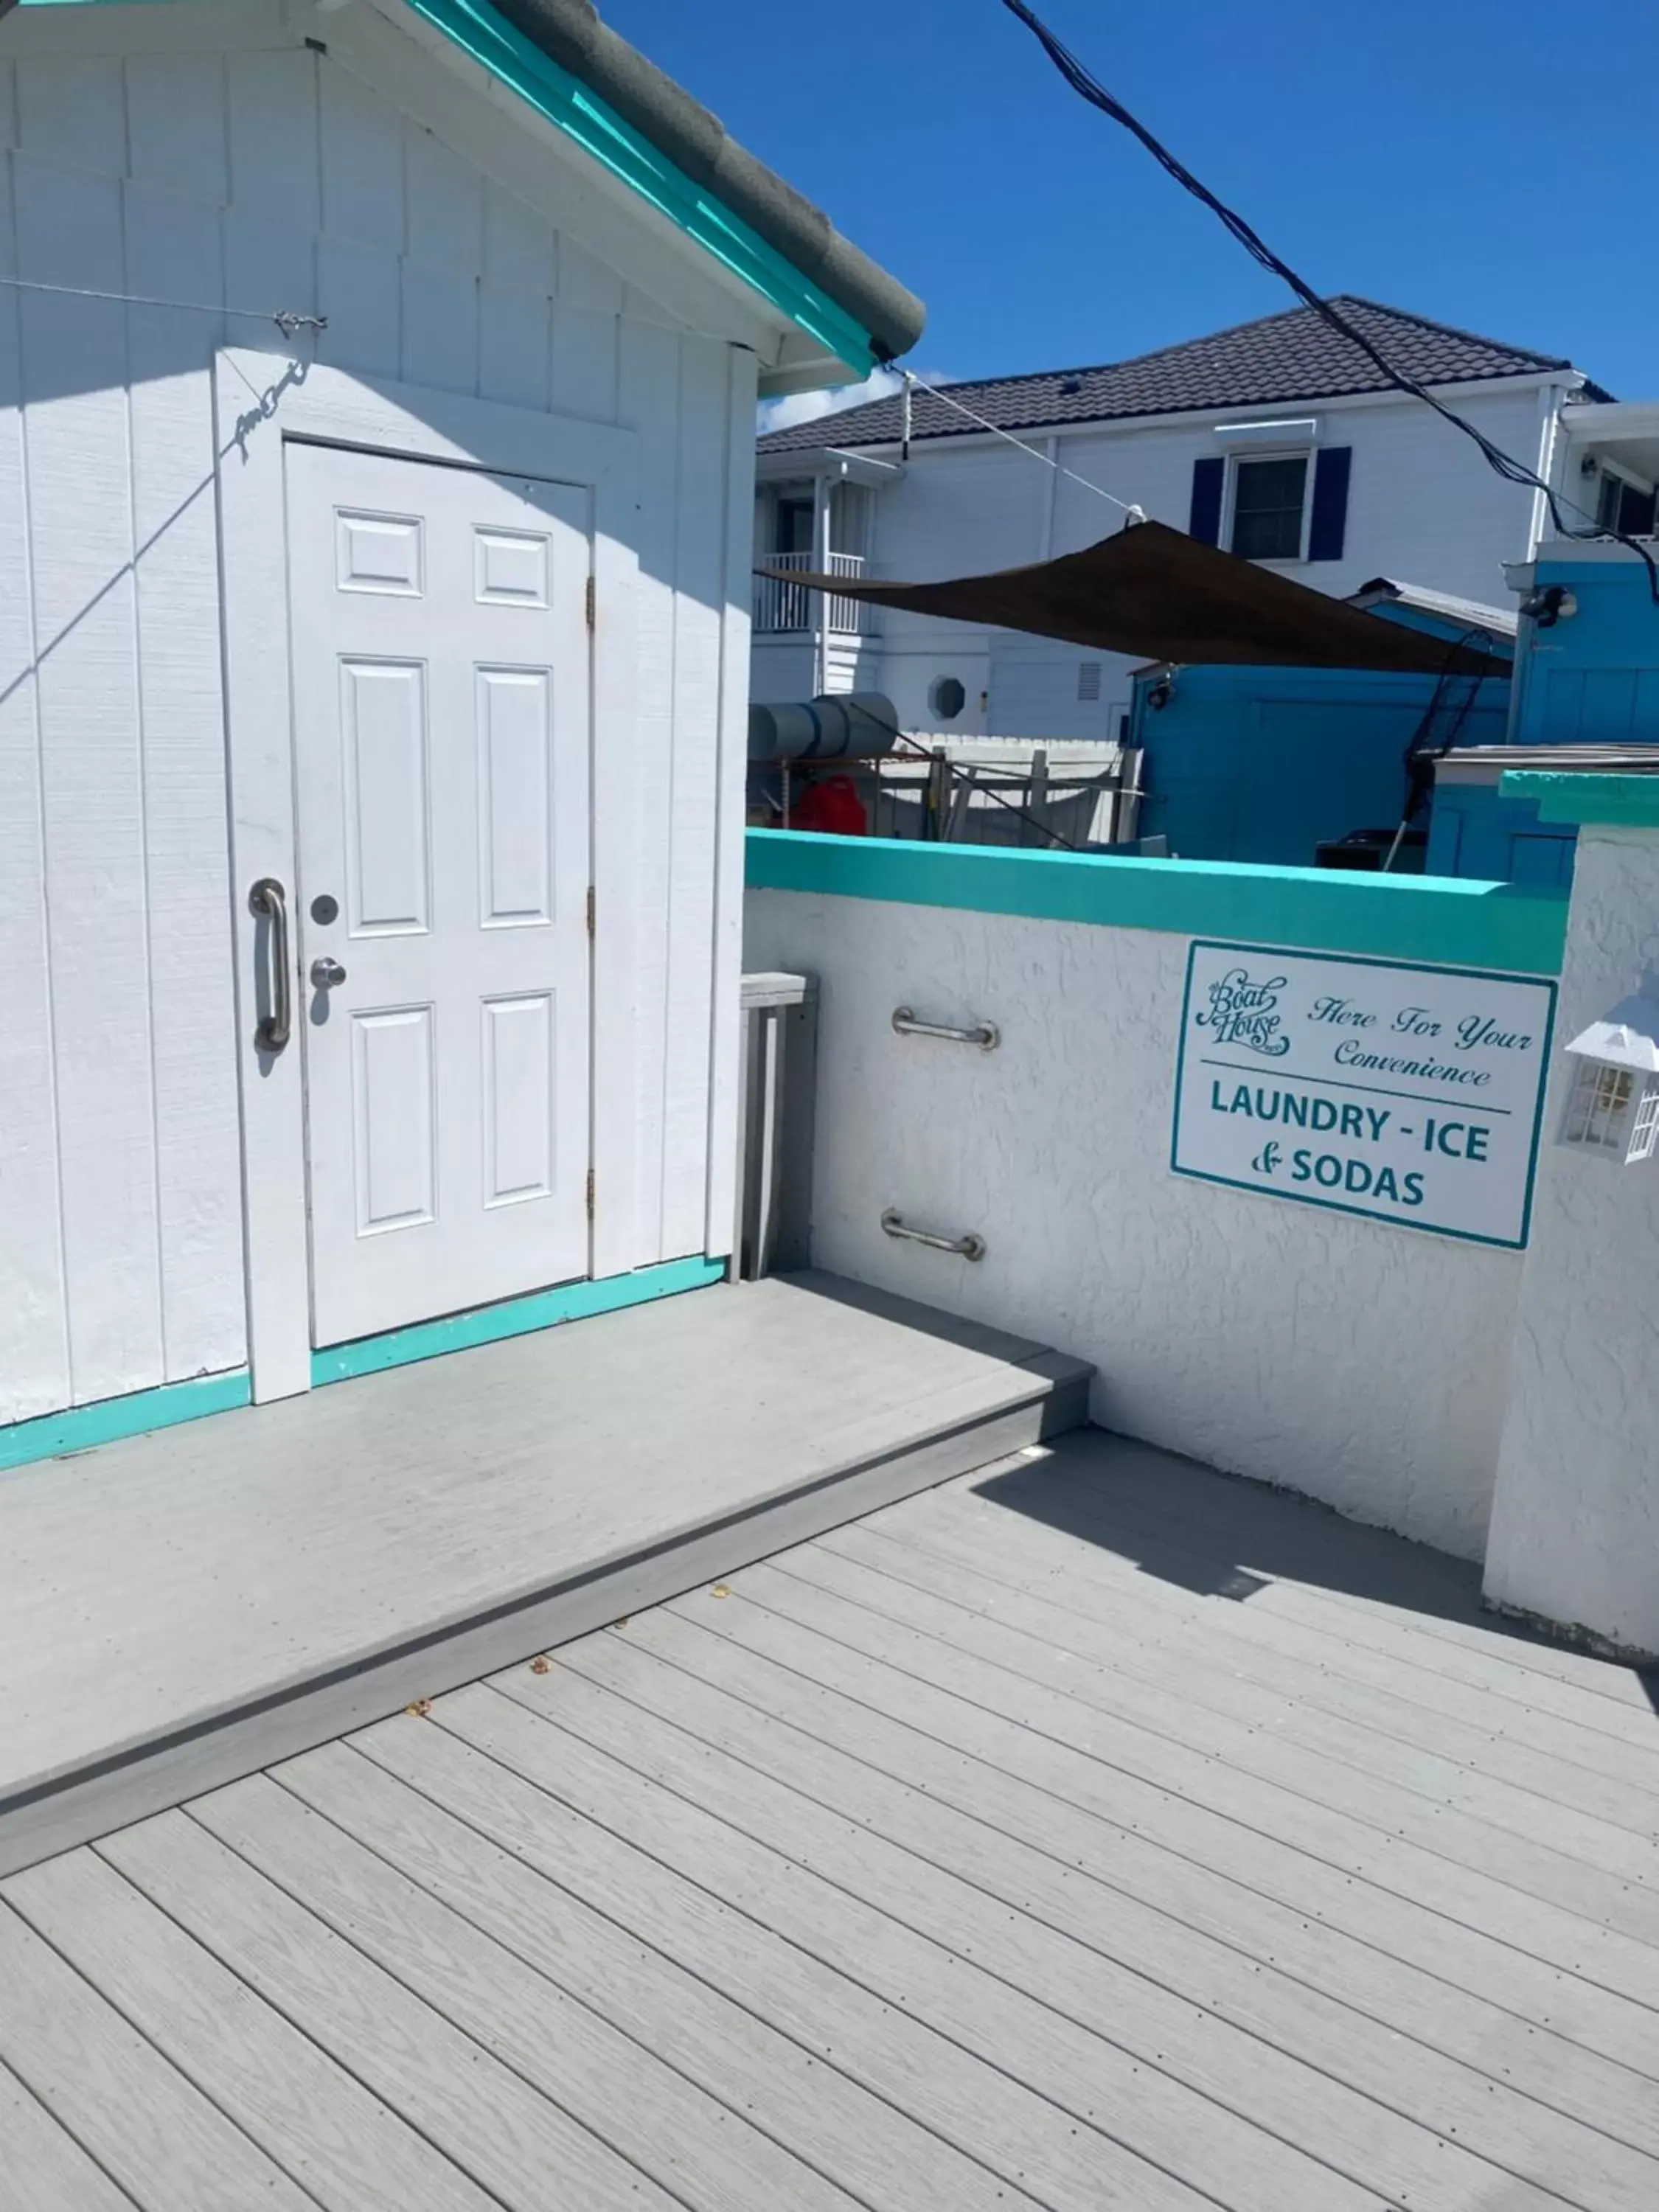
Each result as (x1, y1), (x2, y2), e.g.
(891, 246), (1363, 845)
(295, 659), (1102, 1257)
(752, 299), (1604, 739)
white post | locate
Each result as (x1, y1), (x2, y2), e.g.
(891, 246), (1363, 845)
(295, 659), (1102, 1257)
(1483, 803), (1659, 1658)
(1526, 380), (1565, 560)
(810, 470), (831, 695)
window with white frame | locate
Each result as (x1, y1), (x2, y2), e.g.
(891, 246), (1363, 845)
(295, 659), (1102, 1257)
(1596, 466), (1658, 539)
(1561, 1060), (1636, 1151)
(1630, 1084), (1659, 1162)
(1229, 454), (1309, 561)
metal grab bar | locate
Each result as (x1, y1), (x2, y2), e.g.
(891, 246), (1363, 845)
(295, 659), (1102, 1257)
(880, 1207), (986, 1261)
(891, 1005), (1001, 1051)
(249, 877), (292, 1053)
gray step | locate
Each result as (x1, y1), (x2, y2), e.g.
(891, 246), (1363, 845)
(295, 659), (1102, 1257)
(0, 1271), (1089, 1873)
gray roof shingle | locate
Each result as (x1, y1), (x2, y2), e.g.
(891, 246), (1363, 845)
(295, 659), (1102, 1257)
(756, 296), (1604, 453)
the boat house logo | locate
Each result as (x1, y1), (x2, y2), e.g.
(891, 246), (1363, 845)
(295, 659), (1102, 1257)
(1194, 967), (1290, 1057)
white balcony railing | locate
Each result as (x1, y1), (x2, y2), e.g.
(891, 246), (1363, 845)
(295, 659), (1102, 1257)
(753, 549), (870, 636)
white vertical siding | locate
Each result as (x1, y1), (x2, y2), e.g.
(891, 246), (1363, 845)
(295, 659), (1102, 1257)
(0, 11), (758, 1420)
(661, 336), (730, 1259)
(0, 140), (69, 1423)
(15, 150), (164, 1407)
(619, 312), (683, 1261)
(123, 181), (245, 1388)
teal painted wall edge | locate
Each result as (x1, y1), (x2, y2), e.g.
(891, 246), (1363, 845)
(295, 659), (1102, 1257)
(745, 829), (1568, 976)
(10, 2), (876, 378)
(1503, 770), (1659, 830)
(311, 1254), (726, 1386)
(0, 1369), (251, 1476)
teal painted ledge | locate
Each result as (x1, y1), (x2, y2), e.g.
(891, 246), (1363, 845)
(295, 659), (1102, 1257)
(1502, 771), (1659, 830)
(0, 1369), (251, 1476)
(747, 830), (1568, 978)
(311, 1254), (727, 1386)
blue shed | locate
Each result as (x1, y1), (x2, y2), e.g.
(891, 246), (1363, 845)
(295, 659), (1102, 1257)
(1130, 581), (1514, 868)
(1426, 542), (1659, 886)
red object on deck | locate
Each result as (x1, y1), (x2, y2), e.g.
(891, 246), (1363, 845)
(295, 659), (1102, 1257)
(790, 774), (869, 836)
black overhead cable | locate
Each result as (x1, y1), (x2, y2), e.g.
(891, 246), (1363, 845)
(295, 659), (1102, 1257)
(995, 0), (1659, 606)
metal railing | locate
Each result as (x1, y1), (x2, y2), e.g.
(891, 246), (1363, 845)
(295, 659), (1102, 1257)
(752, 550), (870, 635)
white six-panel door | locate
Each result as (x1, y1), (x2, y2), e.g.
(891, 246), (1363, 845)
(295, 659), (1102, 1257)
(287, 444), (591, 1347)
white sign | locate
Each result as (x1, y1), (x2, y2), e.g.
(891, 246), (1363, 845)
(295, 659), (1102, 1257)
(1172, 941), (1557, 1248)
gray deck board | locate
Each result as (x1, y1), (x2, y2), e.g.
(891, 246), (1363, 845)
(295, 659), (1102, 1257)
(0, 2064), (138, 2211)
(97, 1810), (684, 2212)
(182, 1773), (864, 2212)
(0, 1273), (1086, 1873)
(1039, 1440), (1659, 1726)
(274, 1739), (1031, 2212)
(367, 1694), (1212, 2212)
(11, 1424), (1659, 2212)
(4, 1849), (499, 2212)
(856, 1481), (1659, 1815)
(729, 1550), (1659, 2002)
(628, 1590), (1659, 2160)
(551, 1625), (1659, 2212)
(784, 1533), (1659, 1902)
(463, 1676), (1386, 2212)
(0, 1905), (319, 2212)
(655, 1527), (1659, 2074)
(0, 1276), (1067, 1795)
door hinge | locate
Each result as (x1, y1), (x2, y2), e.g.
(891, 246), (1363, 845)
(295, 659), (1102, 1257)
(585, 574), (596, 630)
(585, 1168), (596, 1220)
(585, 885), (596, 937)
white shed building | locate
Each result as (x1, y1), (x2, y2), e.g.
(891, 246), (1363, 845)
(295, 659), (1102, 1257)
(0, 0), (922, 1444)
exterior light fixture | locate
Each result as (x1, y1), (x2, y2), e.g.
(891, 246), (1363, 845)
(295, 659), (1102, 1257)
(1559, 976), (1659, 1164)
(1521, 583), (1578, 628)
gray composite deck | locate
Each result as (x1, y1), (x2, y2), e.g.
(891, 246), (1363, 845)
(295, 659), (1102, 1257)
(6, 1427), (1659, 2211)
(0, 1272), (1086, 1872)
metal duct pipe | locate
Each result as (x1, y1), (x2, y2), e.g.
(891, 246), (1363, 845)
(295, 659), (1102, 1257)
(748, 692), (900, 762)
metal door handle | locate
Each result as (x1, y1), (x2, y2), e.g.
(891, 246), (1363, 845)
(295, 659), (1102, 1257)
(249, 877), (291, 1053)
(310, 956), (347, 989)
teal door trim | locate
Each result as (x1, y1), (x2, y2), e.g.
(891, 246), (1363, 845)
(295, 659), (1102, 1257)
(1, 1259), (726, 1471)
(310, 1255), (727, 1385)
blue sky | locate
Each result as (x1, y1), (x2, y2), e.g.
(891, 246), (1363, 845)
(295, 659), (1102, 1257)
(600, 0), (1658, 409)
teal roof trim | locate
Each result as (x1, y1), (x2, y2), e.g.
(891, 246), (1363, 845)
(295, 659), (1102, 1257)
(406, 0), (880, 375)
(1502, 771), (1659, 830)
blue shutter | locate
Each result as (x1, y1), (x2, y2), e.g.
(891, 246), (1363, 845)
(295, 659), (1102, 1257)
(1307, 446), (1352, 562)
(1189, 456), (1224, 545)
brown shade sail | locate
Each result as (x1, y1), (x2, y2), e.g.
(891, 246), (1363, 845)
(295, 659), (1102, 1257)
(757, 521), (1509, 675)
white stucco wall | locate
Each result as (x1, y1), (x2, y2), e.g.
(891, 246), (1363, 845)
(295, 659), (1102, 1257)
(1483, 826), (1659, 1655)
(747, 886), (1528, 1559)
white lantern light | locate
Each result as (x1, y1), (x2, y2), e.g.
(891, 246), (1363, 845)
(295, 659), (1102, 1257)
(1559, 976), (1659, 1164)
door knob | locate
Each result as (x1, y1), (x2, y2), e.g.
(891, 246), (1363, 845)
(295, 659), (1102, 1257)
(310, 956), (347, 990)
